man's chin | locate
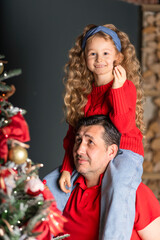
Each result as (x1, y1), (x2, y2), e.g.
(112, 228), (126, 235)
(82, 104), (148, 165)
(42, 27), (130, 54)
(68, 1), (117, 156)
(76, 165), (87, 174)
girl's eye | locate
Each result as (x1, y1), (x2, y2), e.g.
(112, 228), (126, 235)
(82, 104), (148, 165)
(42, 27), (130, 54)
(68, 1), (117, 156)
(90, 52), (96, 56)
(104, 52), (108, 55)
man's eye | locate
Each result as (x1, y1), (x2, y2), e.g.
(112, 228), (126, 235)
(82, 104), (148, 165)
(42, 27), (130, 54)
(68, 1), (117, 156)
(88, 139), (93, 145)
(75, 138), (81, 144)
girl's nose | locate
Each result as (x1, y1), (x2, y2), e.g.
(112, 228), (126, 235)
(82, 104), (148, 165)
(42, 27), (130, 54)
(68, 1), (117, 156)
(96, 54), (102, 62)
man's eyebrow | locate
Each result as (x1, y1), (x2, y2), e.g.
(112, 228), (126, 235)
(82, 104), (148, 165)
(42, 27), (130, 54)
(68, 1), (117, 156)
(75, 133), (80, 137)
(75, 132), (94, 140)
(85, 134), (94, 140)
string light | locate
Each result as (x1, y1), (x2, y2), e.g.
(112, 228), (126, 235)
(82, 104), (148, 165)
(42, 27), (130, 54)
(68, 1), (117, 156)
(4, 120), (8, 124)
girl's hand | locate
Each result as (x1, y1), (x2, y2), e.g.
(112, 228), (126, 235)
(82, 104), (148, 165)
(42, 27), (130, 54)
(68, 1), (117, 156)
(112, 65), (127, 89)
(59, 170), (71, 193)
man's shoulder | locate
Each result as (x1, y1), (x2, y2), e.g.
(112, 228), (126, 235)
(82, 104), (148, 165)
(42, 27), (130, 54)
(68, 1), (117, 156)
(44, 167), (61, 182)
(44, 168), (62, 198)
(135, 182), (160, 229)
(43, 167), (72, 212)
(136, 182), (159, 201)
(136, 183), (160, 220)
(43, 168), (80, 211)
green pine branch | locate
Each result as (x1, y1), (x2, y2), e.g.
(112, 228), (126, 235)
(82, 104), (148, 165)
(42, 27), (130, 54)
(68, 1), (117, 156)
(53, 234), (70, 239)
(0, 83), (12, 91)
(0, 69), (22, 82)
(0, 55), (5, 59)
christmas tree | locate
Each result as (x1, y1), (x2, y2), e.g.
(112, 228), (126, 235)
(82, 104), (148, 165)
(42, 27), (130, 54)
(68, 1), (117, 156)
(0, 55), (69, 240)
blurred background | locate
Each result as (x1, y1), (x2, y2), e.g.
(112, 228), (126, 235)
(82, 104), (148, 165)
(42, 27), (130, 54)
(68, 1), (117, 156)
(0, 0), (160, 198)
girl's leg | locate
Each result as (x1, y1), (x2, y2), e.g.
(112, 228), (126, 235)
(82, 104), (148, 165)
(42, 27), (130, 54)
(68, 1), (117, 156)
(99, 149), (143, 240)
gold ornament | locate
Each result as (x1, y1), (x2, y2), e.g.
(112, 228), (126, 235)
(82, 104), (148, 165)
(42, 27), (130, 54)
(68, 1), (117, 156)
(8, 145), (28, 164)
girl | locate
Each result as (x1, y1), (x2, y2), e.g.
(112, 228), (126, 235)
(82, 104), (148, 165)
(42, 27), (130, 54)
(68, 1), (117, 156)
(59, 24), (144, 239)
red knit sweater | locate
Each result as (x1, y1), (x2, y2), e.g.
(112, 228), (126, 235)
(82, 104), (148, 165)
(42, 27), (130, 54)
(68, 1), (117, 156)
(61, 80), (144, 173)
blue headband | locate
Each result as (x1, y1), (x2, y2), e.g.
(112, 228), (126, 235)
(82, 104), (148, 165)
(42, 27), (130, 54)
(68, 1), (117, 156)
(82, 26), (121, 52)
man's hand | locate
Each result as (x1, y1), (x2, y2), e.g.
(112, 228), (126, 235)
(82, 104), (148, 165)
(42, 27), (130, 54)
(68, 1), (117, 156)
(112, 65), (126, 89)
(59, 170), (71, 193)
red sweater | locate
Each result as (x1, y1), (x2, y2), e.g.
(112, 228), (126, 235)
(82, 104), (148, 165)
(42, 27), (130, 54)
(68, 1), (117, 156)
(61, 80), (144, 173)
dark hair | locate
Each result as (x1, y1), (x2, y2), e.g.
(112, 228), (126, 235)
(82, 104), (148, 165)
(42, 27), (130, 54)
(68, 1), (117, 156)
(76, 115), (121, 150)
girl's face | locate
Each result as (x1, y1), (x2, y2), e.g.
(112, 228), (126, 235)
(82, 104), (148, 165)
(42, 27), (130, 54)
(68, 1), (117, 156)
(85, 36), (120, 82)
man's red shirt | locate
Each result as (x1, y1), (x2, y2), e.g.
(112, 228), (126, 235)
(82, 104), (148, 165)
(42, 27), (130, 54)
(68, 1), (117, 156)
(63, 176), (160, 240)
(63, 174), (103, 240)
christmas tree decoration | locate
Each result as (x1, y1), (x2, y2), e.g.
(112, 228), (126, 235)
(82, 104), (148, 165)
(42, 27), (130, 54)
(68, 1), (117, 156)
(0, 112), (30, 163)
(0, 57), (69, 240)
(0, 56), (7, 76)
(25, 177), (44, 196)
(8, 145), (28, 165)
(0, 62), (4, 75)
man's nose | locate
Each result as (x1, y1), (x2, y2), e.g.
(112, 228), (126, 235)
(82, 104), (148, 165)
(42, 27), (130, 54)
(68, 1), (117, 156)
(77, 141), (86, 155)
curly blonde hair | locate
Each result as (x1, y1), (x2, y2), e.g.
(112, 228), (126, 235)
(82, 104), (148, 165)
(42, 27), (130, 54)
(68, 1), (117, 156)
(63, 24), (145, 134)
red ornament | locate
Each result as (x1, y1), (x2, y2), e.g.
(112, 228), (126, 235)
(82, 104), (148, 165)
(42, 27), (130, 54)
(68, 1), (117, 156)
(26, 189), (42, 196)
(0, 112), (30, 163)
(33, 188), (68, 238)
(42, 188), (68, 236)
(43, 179), (47, 185)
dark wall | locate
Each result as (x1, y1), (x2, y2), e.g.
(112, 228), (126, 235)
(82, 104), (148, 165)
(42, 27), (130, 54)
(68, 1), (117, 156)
(0, 0), (140, 179)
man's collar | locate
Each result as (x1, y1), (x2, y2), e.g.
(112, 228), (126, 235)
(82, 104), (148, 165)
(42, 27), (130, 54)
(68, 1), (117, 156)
(74, 173), (104, 190)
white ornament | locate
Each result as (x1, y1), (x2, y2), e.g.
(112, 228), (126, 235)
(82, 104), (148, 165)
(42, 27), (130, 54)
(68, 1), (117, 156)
(25, 177), (44, 193)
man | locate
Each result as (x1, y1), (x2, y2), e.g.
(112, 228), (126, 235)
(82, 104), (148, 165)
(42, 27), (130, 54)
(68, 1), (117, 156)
(44, 115), (160, 240)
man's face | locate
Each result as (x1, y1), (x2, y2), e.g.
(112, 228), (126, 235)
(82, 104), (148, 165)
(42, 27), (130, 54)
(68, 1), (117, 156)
(73, 125), (111, 178)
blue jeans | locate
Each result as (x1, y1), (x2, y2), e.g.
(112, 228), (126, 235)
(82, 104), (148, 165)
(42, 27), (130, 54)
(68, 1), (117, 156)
(100, 149), (143, 240)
